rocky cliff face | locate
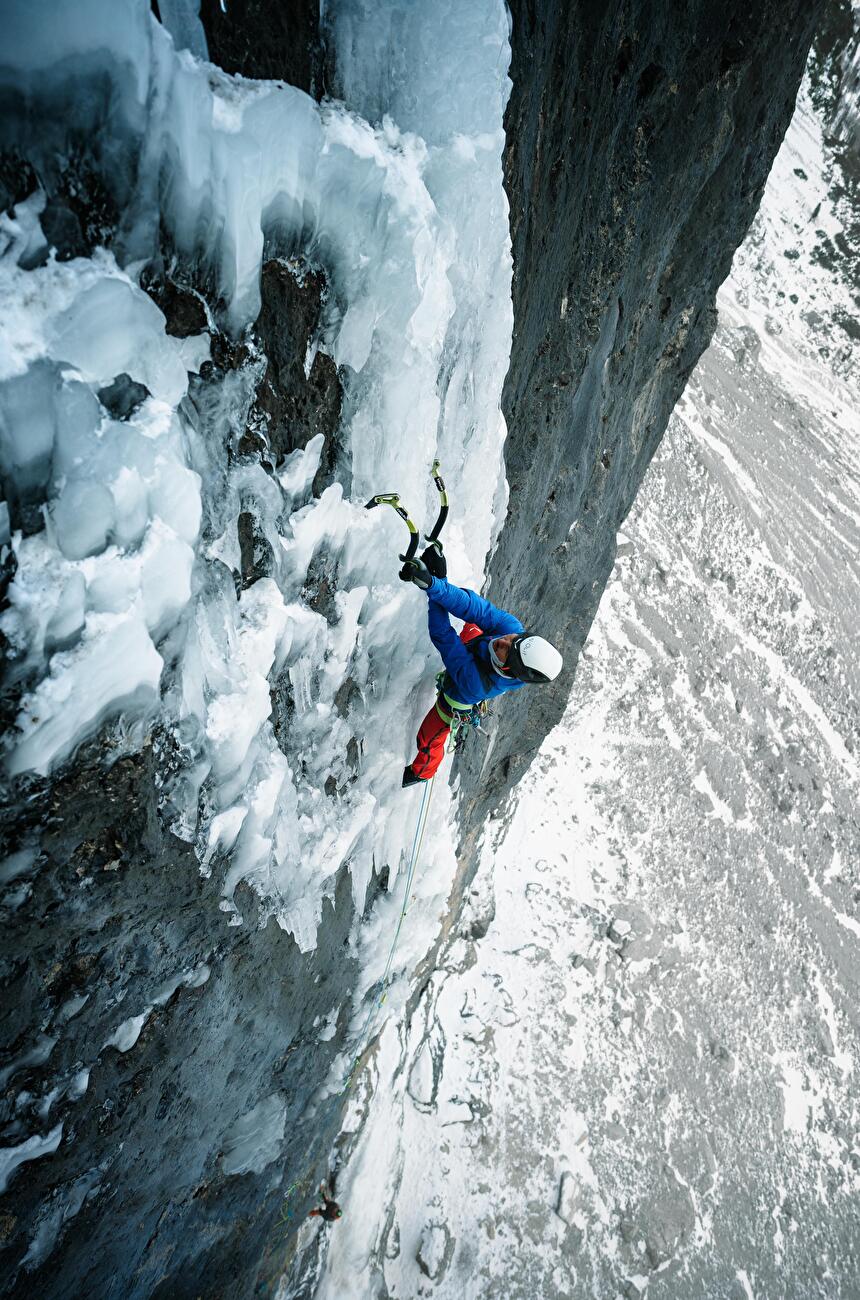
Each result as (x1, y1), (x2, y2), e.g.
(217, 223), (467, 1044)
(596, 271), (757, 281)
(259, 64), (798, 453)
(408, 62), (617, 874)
(461, 0), (823, 828)
(0, 3), (826, 1299)
(320, 7), (860, 1291)
(198, 0), (327, 96)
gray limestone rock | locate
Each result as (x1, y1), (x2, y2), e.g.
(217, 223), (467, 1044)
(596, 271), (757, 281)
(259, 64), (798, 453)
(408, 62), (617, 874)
(555, 1170), (582, 1226)
(457, 0), (823, 835)
(608, 918), (634, 945)
(251, 259), (344, 493)
(198, 0), (327, 100)
(97, 373), (150, 422)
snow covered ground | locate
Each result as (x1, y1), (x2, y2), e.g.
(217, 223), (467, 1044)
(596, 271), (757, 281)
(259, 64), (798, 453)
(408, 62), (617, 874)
(308, 71), (860, 1300)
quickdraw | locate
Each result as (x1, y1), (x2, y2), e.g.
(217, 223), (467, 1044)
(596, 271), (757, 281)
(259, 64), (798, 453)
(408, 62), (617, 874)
(452, 699), (489, 749)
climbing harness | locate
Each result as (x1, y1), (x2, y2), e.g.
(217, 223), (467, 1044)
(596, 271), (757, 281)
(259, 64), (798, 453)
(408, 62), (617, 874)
(434, 670), (490, 747)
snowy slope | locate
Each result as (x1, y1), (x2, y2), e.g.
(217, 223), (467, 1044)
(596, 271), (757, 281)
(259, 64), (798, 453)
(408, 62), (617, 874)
(308, 72), (860, 1300)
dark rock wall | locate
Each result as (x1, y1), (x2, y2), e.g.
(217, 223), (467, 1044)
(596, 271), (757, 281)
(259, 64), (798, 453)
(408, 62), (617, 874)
(0, 739), (356, 1300)
(0, 246), (350, 1297)
(458, 0), (823, 829)
(252, 260), (343, 490)
(197, 0), (327, 98)
(806, 1), (860, 299)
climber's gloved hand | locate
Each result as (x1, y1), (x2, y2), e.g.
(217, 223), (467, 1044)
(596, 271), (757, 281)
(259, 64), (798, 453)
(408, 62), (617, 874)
(398, 556), (433, 590)
(420, 543), (447, 579)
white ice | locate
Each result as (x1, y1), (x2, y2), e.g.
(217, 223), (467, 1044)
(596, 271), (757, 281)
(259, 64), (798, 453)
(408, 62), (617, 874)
(1, 0), (513, 989)
(221, 1093), (288, 1178)
(0, 1124), (64, 1195)
(1, 0), (514, 1231)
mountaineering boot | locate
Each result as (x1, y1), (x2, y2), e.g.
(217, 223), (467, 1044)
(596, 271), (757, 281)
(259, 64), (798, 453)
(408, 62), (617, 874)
(402, 765), (424, 788)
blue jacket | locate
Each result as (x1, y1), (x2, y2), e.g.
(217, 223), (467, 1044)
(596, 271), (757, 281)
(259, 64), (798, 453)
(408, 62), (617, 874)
(425, 577), (524, 707)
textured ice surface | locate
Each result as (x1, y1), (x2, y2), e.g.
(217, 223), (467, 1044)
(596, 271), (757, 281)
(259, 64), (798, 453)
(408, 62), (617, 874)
(1, 0), (512, 1138)
(102, 965), (212, 1055)
(0, 248), (203, 774)
(156, 0), (208, 60)
(0, 1034), (56, 1090)
(20, 1164), (102, 1272)
(103, 1013), (148, 1054)
(0, 1124), (63, 1195)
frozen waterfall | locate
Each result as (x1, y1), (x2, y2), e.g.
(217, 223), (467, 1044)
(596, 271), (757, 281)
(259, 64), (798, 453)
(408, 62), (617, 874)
(0, 0), (513, 1012)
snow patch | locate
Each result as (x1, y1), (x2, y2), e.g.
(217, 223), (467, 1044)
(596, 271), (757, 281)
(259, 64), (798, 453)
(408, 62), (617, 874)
(221, 1093), (287, 1177)
(103, 964), (211, 1054)
(0, 1124), (63, 1194)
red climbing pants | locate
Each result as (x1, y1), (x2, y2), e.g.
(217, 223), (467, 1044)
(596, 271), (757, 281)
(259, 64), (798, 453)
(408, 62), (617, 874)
(407, 622), (483, 781)
(411, 700), (452, 780)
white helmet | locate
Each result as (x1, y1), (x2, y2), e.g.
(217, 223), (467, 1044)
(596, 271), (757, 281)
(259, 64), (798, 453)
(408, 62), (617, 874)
(507, 634), (563, 684)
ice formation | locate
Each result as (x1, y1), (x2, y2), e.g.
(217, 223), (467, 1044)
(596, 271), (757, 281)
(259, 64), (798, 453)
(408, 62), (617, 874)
(1, 0), (513, 1057)
(0, 246), (204, 776)
(0, 1124), (64, 1196)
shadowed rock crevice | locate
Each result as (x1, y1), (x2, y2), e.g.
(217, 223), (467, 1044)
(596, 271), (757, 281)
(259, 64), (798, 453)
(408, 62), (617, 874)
(0, 736), (359, 1300)
(252, 259), (345, 494)
(140, 268), (210, 338)
(198, 0), (328, 98)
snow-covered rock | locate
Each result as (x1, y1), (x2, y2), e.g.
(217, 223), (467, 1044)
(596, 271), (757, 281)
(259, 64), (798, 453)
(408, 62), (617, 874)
(416, 1220), (454, 1281)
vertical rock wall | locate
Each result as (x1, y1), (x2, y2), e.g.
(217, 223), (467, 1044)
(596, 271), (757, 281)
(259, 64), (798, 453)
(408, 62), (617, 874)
(459, 0), (823, 827)
(198, 0), (327, 97)
(0, 265), (356, 1299)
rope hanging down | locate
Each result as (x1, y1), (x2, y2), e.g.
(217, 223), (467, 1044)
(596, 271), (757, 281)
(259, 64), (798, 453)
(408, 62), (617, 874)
(279, 774), (436, 1226)
(280, 462), (449, 1224)
(343, 770), (436, 1088)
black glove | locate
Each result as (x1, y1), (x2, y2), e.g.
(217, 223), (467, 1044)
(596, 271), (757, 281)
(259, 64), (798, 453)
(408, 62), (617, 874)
(421, 543), (447, 579)
(399, 556), (433, 589)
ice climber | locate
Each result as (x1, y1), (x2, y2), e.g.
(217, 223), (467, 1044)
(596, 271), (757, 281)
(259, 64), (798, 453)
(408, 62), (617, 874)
(308, 1184), (342, 1223)
(400, 546), (563, 787)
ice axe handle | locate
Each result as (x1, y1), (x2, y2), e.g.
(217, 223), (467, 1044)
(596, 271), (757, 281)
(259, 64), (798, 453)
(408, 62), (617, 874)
(428, 464), (448, 542)
(398, 546), (418, 581)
